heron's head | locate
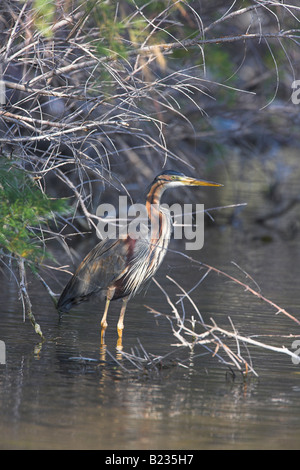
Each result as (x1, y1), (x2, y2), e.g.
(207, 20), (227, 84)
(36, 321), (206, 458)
(153, 170), (222, 189)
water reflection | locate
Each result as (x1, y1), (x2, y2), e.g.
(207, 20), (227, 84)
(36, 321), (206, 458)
(1, 270), (300, 450)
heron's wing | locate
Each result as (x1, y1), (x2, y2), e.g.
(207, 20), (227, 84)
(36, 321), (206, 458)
(57, 238), (129, 312)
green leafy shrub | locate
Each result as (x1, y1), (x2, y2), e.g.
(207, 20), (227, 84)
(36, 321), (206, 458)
(0, 161), (68, 262)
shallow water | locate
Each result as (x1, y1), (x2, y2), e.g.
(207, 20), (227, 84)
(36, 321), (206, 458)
(1, 149), (300, 450)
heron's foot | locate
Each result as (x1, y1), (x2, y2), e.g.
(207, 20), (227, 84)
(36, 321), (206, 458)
(116, 320), (124, 351)
(116, 335), (123, 351)
(117, 317), (124, 333)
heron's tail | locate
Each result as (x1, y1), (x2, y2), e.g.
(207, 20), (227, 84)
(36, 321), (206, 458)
(57, 295), (73, 313)
(57, 275), (91, 314)
(57, 280), (77, 313)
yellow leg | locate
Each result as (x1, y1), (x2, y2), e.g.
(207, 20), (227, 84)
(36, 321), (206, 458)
(117, 297), (129, 335)
(100, 287), (115, 343)
(117, 297), (129, 341)
(116, 336), (123, 351)
(100, 297), (111, 344)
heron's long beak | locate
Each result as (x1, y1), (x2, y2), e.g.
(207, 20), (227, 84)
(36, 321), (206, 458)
(181, 176), (223, 187)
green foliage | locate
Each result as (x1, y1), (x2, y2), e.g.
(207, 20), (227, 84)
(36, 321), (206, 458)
(32, 0), (55, 37)
(206, 45), (236, 80)
(90, 1), (131, 59)
(0, 162), (68, 262)
(205, 45), (239, 105)
(89, 0), (193, 60)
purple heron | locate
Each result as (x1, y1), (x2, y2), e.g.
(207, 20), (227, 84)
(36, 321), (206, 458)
(57, 171), (221, 341)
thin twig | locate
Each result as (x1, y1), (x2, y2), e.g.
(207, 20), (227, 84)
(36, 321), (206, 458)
(169, 250), (300, 326)
(17, 258), (45, 339)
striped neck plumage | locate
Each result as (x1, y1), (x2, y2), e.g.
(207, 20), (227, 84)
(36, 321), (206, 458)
(145, 180), (167, 242)
(145, 181), (166, 216)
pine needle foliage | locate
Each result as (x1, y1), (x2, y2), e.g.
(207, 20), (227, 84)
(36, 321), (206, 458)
(0, 160), (68, 262)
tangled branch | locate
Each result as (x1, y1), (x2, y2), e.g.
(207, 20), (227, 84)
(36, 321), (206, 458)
(144, 255), (300, 376)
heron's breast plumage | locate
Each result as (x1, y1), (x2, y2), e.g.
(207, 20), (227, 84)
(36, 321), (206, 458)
(118, 209), (172, 298)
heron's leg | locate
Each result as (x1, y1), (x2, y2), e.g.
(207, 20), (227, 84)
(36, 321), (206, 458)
(100, 298), (110, 344)
(100, 288), (115, 344)
(101, 288), (115, 328)
(101, 297), (110, 330)
(117, 297), (129, 338)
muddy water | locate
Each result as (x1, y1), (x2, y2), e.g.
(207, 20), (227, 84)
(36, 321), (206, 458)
(0, 148), (300, 450)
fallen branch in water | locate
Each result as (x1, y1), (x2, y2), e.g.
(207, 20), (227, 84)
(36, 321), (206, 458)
(144, 260), (300, 376)
(168, 250), (300, 327)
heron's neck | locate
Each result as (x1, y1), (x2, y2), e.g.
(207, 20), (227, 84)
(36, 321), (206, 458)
(145, 181), (165, 215)
(145, 182), (168, 243)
